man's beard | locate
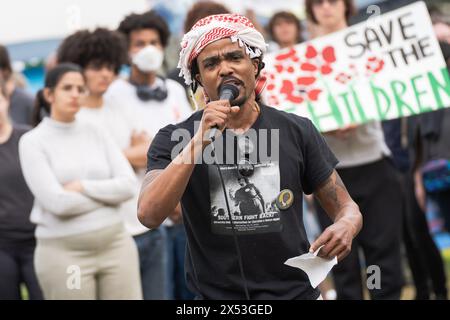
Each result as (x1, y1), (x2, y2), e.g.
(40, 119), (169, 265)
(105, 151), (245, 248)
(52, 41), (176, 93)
(231, 95), (247, 108)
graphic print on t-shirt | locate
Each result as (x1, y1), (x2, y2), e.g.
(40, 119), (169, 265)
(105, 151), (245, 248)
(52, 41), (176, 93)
(209, 161), (282, 235)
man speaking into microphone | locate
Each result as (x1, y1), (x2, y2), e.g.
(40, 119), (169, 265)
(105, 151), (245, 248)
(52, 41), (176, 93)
(138, 13), (362, 300)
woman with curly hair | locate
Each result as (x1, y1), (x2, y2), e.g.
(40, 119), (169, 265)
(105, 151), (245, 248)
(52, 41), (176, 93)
(55, 28), (127, 124)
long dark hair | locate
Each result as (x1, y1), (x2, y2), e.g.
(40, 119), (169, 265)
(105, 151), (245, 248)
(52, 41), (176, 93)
(32, 63), (83, 126)
(0, 73), (7, 98)
(267, 11), (303, 45)
(0, 74), (11, 125)
(0, 45), (13, 79)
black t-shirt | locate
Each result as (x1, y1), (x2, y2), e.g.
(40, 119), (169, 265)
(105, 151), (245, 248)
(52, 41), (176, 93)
(0, 125), (35, 247)
(147, 104), (338, 299)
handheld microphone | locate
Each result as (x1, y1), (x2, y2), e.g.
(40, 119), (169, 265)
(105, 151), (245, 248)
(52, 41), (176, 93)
(208, 83), (240, 141)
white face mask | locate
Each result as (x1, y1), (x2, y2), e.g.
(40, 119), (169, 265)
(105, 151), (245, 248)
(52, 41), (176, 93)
(131, 45), (164, 73)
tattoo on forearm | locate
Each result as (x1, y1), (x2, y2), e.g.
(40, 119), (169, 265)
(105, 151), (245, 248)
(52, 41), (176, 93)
(335, 174), (348, 193)
(316, 171), (348, 211)
(322, 177), (339, 207)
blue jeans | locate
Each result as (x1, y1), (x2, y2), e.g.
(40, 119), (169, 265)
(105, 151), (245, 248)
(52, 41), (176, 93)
(165, 224), (194, 300)
(133, 227), (168, 300)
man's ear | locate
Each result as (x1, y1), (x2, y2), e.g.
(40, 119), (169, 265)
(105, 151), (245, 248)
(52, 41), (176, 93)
(195, 73), (203, 87)
(252, 58), (260, 76)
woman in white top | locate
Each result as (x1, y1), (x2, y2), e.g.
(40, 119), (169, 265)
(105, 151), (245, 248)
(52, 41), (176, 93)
(19, 63), (142, 299)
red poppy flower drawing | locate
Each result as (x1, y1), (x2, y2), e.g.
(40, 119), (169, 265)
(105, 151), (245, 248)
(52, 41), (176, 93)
(335, 72), (352, 84)
(278, 79), (323, 104)
(334, 57), (384, 84)
(305, 45), (317, 59)
(262, 70), (280, 105)
(366, 56), (385, 74)
(264, 42), (388, 109)
(300, 45), (336, 76)
(274, 64), (284, 73)
(264, 44), (338, 105)
(275, 47), (298, 62)
(266, 95), (280, 106)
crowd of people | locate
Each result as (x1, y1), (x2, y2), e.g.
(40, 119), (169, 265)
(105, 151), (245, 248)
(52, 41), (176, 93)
(0, 0), (449, 300)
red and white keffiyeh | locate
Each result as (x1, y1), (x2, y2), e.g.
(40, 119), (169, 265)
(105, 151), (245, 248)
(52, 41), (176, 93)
(178, 13), (267, 86)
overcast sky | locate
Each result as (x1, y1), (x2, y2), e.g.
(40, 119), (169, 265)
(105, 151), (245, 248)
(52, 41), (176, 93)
(0, 0), (149, 44)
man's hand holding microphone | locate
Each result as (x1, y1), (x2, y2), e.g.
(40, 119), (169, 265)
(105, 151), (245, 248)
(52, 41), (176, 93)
(194, 83), (240, 147)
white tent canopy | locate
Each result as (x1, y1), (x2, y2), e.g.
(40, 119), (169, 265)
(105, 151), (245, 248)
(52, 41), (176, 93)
(0, 0), (149, 44)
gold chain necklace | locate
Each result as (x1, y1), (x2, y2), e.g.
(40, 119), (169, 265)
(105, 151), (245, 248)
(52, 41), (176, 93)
(253, 101), (260, 114)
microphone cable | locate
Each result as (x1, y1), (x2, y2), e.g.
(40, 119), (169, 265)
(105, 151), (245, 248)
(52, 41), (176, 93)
(210, 135), (251, 300)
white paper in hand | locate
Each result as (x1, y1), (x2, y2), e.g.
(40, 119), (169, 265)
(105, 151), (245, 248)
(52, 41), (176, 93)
(284, 246), (337, 288)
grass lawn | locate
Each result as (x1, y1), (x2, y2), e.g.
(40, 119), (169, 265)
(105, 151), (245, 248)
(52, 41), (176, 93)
(401, 248), (450, 300)
(18, 249), (450, 300)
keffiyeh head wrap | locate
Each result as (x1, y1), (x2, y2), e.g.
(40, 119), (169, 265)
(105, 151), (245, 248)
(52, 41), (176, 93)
(178, 13), (268, 86)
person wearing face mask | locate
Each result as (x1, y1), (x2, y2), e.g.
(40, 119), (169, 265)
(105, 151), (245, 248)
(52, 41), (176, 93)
(106, 11), (194, 300)
(19, 63), (141, 299)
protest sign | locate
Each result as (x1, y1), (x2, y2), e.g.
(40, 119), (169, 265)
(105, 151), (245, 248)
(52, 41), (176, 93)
(262, 1), (450, 132)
